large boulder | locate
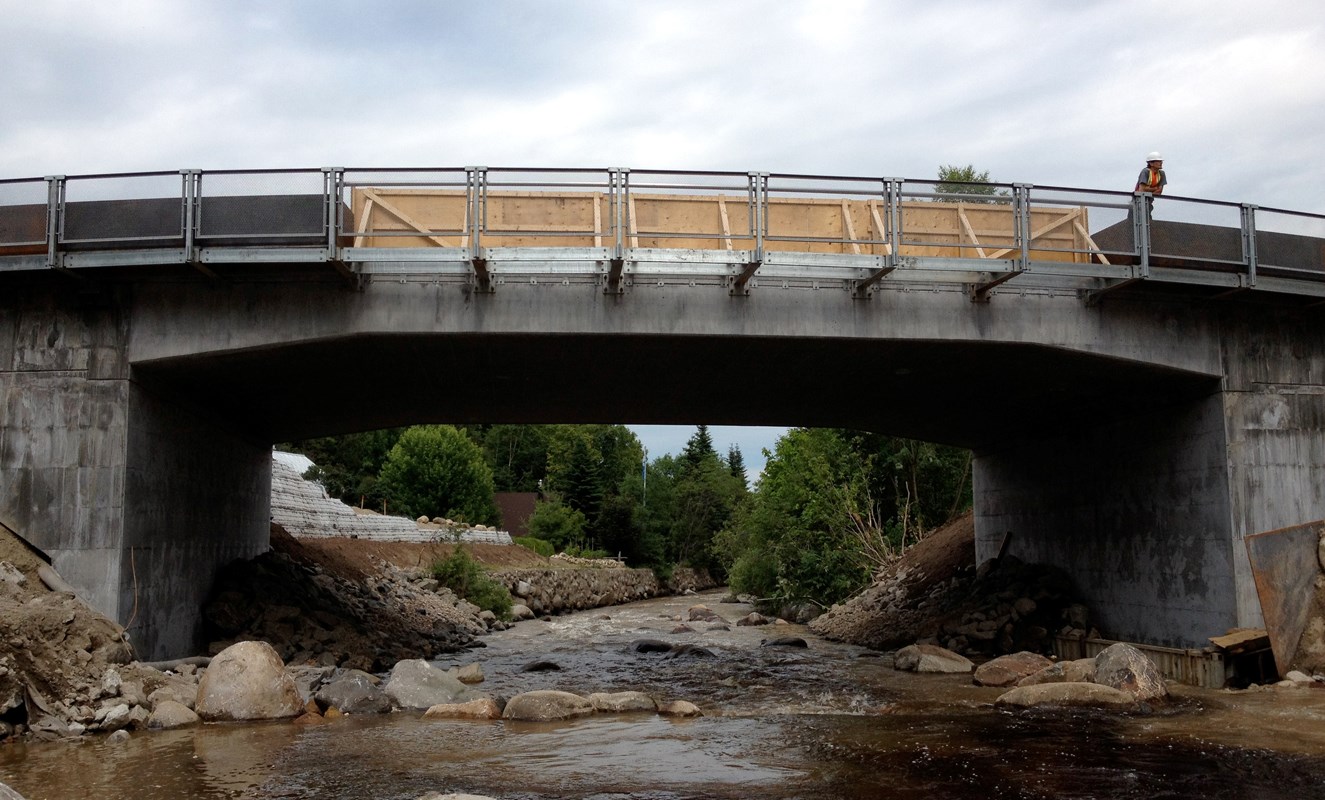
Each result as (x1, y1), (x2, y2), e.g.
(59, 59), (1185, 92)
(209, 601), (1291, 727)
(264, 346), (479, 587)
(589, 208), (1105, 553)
(1093, 643), (1168, 702)
(994, 682), (1137, 709)
(385, 659), (486, 710)
(195, 641), (303, 721)
(316, 669), (391, 714)
(894, 644), (974, 674)
(973, 652), (1053, 687)
(502, 690), (594, 721)
(588, 691), (657, 713)
(1017, 658), (1096, 687)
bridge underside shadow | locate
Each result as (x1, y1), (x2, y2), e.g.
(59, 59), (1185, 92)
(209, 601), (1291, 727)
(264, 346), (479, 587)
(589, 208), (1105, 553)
(132, 333), (1216, 449)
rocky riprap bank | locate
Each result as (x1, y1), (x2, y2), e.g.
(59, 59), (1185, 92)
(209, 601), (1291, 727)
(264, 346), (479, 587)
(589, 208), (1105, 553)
(497, 562), (716, 618)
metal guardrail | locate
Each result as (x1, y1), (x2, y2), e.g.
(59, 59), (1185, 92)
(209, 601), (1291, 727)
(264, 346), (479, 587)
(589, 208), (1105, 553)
(1, 167), (1323, 302)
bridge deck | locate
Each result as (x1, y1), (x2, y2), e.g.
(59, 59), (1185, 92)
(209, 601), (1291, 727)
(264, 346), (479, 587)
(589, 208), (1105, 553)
(1, 168), (1322, 302)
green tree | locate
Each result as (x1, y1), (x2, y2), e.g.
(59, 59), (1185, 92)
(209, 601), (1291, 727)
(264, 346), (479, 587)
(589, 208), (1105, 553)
(935, 164), (1008, 204)
(726, 444), (748, 491)
(526, 498), (587, 551)
(377, 425), (498, 524)
(681, 424), (716, 470)
(720, 428), (871, 605)
(545, 428), (603, 518)
(474, 424), (552, 492)
(716, 428), (972, 607)
(285, 428), (401, 507)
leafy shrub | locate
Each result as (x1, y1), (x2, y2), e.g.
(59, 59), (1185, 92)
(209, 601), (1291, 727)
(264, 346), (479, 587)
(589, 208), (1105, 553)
(431, 548), (512, 619)
(515, 536), (555, 557)
(526, 499), (586, 550)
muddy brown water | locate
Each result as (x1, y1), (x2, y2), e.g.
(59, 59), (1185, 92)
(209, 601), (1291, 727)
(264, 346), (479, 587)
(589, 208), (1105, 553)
(4, 589), (1325, 799)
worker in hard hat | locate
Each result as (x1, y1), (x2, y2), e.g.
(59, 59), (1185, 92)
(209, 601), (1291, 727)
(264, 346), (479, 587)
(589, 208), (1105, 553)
(1135, 152), (1166, 201)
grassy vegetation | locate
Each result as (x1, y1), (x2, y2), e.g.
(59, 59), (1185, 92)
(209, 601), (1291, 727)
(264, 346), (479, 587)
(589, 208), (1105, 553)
(431, 547), (513, 620)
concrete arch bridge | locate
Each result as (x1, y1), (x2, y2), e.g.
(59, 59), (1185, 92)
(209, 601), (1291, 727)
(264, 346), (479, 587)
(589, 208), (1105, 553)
(2, 166), (1324, 660)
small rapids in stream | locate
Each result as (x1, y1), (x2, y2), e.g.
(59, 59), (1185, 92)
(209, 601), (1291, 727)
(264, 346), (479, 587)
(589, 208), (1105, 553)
(5, 589), (1325, 799)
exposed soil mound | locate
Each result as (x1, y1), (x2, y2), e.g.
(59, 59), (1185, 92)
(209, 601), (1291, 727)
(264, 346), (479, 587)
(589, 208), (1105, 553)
(285, 533), (551, 583)
(810, 513), (1090, 657)
(0, 525), (135, 738)
(203, 525), (488, 673)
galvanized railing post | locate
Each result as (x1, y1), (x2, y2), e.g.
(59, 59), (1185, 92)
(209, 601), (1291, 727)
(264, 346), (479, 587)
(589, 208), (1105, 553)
(605, 168), (627, 294)
(851, 178), (902, 299)
(465, 166), (492, 291)
(731, 172), (768, 295)
(322, 167), (344, 256)
(885, 177), (902, 270)
(181, 170), (199, 260)
(1133, 193), (1151, 279)
(45, 175), (63, 269)
(1241, 203), (1258, 288)
(1014, 183), (1032, 272)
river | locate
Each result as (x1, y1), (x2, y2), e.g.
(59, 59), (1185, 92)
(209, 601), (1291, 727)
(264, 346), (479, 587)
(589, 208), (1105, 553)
(3, 589), (1325, 799)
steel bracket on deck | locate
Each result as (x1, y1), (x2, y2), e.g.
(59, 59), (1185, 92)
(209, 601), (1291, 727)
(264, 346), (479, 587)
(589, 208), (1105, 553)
(851, 260), (897, 300)
(471, 250), (495, 293)
(968, 269), (1024, 303)
(729, 250), (763, 296)
(604, 251), (626, 295)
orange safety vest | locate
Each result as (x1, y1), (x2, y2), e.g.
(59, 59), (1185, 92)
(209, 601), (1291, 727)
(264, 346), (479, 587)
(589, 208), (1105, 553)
(1141, 168), (1163, 191)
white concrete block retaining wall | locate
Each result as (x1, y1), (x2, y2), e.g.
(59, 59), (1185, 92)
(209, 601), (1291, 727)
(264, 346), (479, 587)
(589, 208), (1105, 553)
(270, 455), (513, 545)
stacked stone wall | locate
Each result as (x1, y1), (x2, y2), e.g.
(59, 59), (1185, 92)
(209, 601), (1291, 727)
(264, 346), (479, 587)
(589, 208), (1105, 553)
(494, 567), (717, 616)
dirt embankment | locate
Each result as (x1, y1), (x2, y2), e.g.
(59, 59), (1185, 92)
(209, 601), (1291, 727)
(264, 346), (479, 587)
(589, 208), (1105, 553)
(810, 513), (1092, 658)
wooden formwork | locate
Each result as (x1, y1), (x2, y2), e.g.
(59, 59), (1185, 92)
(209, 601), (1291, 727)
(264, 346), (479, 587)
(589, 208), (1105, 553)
(349, 188), (1106, 264)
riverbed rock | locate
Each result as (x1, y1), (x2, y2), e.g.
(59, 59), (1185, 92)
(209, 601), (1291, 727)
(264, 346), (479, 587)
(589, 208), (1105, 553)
(658, 700), (703, 717)
(665, 644), (715, 659)
(502, 690), (594, 721)
(994, 682), (1137, 709)
(589, 691), (657, 713)
(894, 644), (973, 674)
(452, 663), (485, 684)
(510, 604), (535, 621)
(316, 669), (390, 714)
(688, 605), (722, 623)
(1093, 643), (1168, 702)
(736, 612), (769, 627)
(631, 639), (673, 654)
(147, 676), (200, 711)
(519, 660), (562, 673)
(384, 659), (486, 710)
(195, 641), (304, 721)
(1017, 658), (1096, 687)
(973, 652), (1053, 687)
(761, 637), (808, 648)
(423, 698), (503, 720)
(147, 700), (200, 730)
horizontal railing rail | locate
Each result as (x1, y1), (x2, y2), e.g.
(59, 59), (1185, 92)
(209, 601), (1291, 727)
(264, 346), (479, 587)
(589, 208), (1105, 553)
(1, 167), (1323, 300)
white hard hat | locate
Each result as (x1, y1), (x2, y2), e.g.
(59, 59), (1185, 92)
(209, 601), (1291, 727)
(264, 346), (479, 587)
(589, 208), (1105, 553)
(1147, 151), (1163, 162)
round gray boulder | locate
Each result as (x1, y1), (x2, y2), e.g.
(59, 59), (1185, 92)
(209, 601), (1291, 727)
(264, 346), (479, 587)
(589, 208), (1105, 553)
(196, 641), (304, 721)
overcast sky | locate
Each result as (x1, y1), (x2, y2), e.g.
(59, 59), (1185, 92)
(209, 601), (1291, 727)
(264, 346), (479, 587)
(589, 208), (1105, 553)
(4, 0), (1322, 475)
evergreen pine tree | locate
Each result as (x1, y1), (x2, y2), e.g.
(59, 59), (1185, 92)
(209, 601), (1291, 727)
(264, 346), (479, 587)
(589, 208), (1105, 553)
(727, 444), (748, 489)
